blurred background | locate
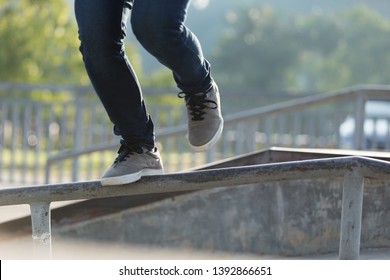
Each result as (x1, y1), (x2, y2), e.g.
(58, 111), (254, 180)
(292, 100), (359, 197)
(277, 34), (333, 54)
(1, 0), (390, 186)
(2, 0), (390, 260)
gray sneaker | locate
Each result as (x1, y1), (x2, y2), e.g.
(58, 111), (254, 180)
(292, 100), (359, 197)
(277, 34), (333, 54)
(101, 142), (164, 186)
(179, 81), (224, 152)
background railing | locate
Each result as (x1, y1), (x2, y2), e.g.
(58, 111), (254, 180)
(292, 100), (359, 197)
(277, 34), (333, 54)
(1, 83), (390, 185)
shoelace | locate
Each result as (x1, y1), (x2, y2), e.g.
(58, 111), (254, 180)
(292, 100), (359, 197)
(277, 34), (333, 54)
(178, 92), (217, 121)
(114, 141), (143, 164)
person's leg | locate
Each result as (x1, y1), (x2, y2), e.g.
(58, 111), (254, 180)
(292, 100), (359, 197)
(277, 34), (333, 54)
(131, 0), (223, 151)
(74, 0), (162, 185)
(131, 0), (212, 94)
(74, 0), (154, 149)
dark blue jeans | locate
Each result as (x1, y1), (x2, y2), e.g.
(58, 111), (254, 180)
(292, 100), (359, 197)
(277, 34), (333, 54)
(74, 0), (213, 149)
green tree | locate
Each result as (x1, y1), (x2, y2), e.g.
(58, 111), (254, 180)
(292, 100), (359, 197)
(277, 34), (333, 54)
(212, 5), (302, 90)
(0, 0), (148, 103)
(0, 0), (88, 84)
(212, 4), (390, 92)
(314, 5), (390, 90)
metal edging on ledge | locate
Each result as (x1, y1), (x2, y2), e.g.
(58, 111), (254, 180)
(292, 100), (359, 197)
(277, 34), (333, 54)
(0, 156), (389, 206)
(1, 156), (390, 260)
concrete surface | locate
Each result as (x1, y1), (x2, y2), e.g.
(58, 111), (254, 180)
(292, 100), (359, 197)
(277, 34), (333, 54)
(55, 177), (390, 258)
(1, 235), (389, 260)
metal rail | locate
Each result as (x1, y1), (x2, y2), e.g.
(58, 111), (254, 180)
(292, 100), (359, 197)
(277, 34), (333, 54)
(1, 156), (390, 259)
(44, 84), (390, 182)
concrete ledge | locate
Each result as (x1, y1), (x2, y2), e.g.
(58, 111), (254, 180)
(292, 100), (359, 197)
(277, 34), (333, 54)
(52, 153), (390, 257)
(56, 176), (390, 256)
(1, 155), (389, 206)
(2, 148), (390, 258)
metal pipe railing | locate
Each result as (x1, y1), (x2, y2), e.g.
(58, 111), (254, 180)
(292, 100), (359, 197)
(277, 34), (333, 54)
(3, 84), (390, 185)
(1, 156), (389, 259)
(43, 84), (390, 183)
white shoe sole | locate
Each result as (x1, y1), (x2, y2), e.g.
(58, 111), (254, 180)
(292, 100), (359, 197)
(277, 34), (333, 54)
(101, 168), (164, 186)
(189, 120), (224, 152)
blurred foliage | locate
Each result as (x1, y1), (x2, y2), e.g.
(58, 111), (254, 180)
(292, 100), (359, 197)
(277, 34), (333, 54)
(140, 66), (179, 106)
(212, 4), (390, 91)
(0, 0), (167, 103)
(140, 68), (176, 88)
(0, 0), (89, 84)
(0, 0), (143, 84)
(5, 1), (390, 100)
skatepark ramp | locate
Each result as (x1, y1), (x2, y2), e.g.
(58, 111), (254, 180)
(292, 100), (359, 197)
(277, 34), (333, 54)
(1, 153), (390, 259)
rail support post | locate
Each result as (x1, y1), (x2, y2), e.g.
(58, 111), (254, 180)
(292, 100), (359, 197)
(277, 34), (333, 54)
(30, 202), (52, 259)
(339, 167), (364, 260)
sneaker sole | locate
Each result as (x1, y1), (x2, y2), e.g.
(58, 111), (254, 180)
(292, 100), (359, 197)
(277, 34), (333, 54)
(101, 168), (164, 186)
(189, 120), (224, 152)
